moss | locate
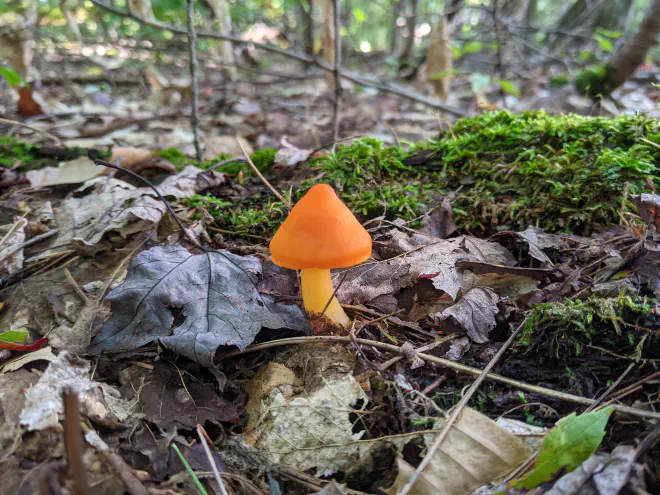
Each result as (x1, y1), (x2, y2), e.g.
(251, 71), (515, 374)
(0, 136), (85, 171)
(518, 294), (652, 357)
(182, 111), (658, 238)
(159, 147), (278, 175)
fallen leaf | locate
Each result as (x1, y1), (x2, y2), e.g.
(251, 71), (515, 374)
(246, 364), (368, 475)
(542, 446), (640, 495)
(436, 287), (499, 343)
(90, 245), (309, 367)
(0, 217), (27, 275)
(119, 362), (245, 430)
(19, 352), (138, 431)
(422, 197), (456, 239)
(26, 156), (103, 187)
(0, 369), (39, 448)
(110, 146), (158, 168)
(31, 167), (202, 261)
(385, 407), (532, 495)
(0, 346), (56, 373)
(517, 407), (614, 489)
(17, 86), (44, 117)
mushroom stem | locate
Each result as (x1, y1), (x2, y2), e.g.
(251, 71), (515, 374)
(300, 268), (350, 326)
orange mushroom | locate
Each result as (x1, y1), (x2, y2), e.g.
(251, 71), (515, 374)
(270, 184), (372, 326)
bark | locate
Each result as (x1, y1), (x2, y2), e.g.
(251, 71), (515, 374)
(390, 0), (401, 55)
(301, 0), (315, 59)
(605, 0), (660, 91)
(399, 0), (420, 68)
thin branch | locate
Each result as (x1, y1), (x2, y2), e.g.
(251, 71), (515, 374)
(219, 335), (660, 421)
(0, 229), (58, 265)
(236, 139), (291, 209)
(0, 117), (64, 146)
(331, 0), (343, 141)
(398, 319), (525, 495)
(187, 0), (203, 162)
(87, 0), (466, 117)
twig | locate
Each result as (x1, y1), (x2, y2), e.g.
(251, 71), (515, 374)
(0, 117), (64, 146)
(64, 268), (89, 305)
(197, 425), (229, 495)
(63, 390), (90, 495)
(0, 229), (58, 265)
(331, 0), (343, 141)
(219, 335), (660, 420)
(187, 0), (203, 162)
(88, 152), (204, 250)
(236, 139), (291, 209)
(87, 0), (466, 117)
(397, 319), (526, 495)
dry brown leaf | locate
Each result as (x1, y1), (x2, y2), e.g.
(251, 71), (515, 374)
(17, 86), (44, 117)
(110, 147), (158, 168)
(426, 16), (453, 102)
(26, 156), (104, 187)
(385, 408), (532, 495)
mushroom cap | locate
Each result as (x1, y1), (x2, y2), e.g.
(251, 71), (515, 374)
(270, 184), (372, 269)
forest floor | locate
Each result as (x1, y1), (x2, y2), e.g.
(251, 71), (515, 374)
(1, 49), (660, 495)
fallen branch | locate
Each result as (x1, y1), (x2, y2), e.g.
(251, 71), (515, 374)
(220, 335), (660, 421)
(0, 117), (64, 146)
(88, 0), (466, 117)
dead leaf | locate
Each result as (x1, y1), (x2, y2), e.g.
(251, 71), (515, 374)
(26, 156), (104, 187)
(110, 146), (158, 168)
(443, 336), (471, 361)
(0, 369), (39, 450)
(315, 481), (348, 495)
(337, 258), (410, 305)
(1, 346), (56, 373)
(119, 362), (244, 430)
(31, 167), (201, 260)
(632, 193), (660, 251)
(426, 16), (453, 102)
(90, 245), (309, 367)
(543, 446), (641, 495)
(436, 287), (499, 343)
(17, 86), (44, 117)
(385, 408), (532, 495)
(0, 217), (28, 275)
(19, 352), (138, 431)
(422, 197), (456, 239)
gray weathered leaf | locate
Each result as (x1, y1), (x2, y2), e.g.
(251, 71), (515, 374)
(422, 197), (456, 239)
(90, 245), (309, 366)
(436, 287), (499, 343)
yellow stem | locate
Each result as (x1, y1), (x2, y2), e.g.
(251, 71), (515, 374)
(300, 268), (350, 326)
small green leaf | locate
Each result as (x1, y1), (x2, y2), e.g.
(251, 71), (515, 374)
(462, 41), (483, 54)
(0, 330), (30, 343)
(516, 407), (614, 489)
(597, 38), (613, 52)
(0, 67), (23, 87)
(496, 79), (520, 97)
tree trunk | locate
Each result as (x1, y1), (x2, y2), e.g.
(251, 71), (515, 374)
(302, 0), (315, 59)
(605, 0), (660, 90)
(390, 0), (401, 55)
(399, 0), (420, 69)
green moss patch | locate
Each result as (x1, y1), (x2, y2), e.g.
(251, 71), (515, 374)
(0, 137), (85, 171)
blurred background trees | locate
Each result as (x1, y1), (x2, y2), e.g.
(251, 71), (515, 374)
(1, 0), (659, 109)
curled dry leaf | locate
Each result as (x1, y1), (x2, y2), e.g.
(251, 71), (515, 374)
(436, 287), (499, 343)
(90, 245), (309, 367)
(385, 407), (532, 495)
(110, 146), (158, 168)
